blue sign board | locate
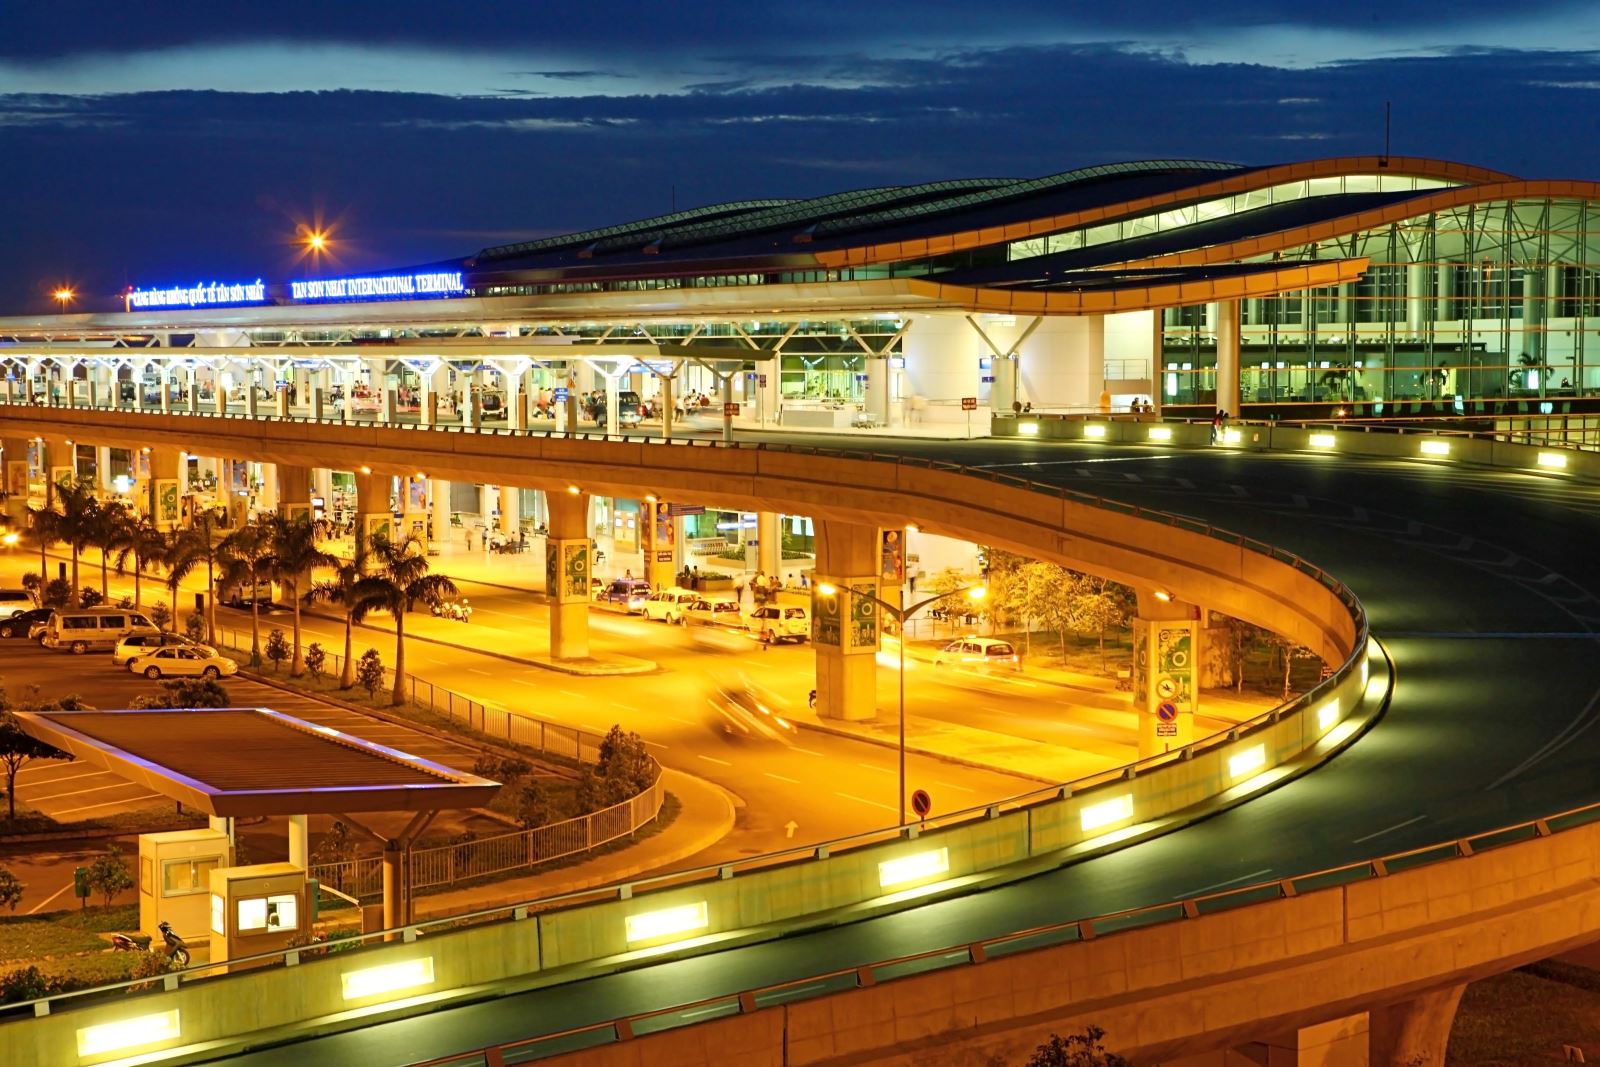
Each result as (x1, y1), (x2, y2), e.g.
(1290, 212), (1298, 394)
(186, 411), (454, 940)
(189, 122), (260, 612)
(127, 280), (268, 311)
(553, 387), (570, 402)
(981, 375), (996, 383)
(289, 271), (465, 303)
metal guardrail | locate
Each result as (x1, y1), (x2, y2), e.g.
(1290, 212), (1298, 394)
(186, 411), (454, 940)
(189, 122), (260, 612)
(0, 396), (1377, 1035)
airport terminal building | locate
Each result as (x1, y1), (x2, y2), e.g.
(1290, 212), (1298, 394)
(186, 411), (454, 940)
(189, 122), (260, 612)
(3, 154), (1599, 432)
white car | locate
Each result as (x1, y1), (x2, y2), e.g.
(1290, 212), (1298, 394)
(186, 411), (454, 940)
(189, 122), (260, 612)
(933, 637), (1021, 672)
(683, 599), (742, 628)
(113, 633), (216, 668)
(643, 588), (701, 624)
(744, 605), (810, 644)
(128, 646), (238, 680)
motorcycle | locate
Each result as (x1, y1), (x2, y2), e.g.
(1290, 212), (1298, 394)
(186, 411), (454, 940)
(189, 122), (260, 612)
(158, 921), (191, 967)
(113, 922), (189, 967)
(430, 598), (473, 623)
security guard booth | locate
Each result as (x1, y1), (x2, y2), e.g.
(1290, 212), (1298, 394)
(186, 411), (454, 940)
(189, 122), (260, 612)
(138, 828), (231, 947)
(209, 863), (307, 969)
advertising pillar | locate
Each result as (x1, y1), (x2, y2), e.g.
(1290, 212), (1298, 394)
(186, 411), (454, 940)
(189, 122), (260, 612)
(1132, 589), (1200, 757)
(642, 500), (678, 590)
(1, 437), (29, 524)
(545, 489), (591, 659)
(811, 519), (880, 721)
(147, 448), (182, 530)
(276, 465), (312, 523)
(429, 479), (451, 548)
(353, 469), (393, 550)
(757, 511), (781, 578)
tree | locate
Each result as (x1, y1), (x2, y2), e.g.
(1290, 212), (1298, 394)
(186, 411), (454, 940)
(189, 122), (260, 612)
(1024, 1026), (1130, 1067)
(20, 572), (40, 608)
(130, 677), (232, 710)
(595, 725), (656, 794)
(110, 513), (168, 608)
(52, 481), (101, 601)
(516, 779), (553, 829)
(355, 648), (384, 698)
(85, 499), (134, 602)
(148, 600), (173, 633)
(265, 514), (337, 676)
(304, 642), (326, 683)
(306, 552), (366, 690)
(84, 844), (134, 907)
(166, 512), (226, 644)
(184, 612), (205, 641)
(265, 628), (290, 672)
(216, 522), (275, 667)
(0, 867), (23, 912)
(349, 534), (457, 705)
(40, 578), (71, 609)
(25, 499), (63, 589)
(0, 709), (71, 821)
(1065, 575), (1128, 672)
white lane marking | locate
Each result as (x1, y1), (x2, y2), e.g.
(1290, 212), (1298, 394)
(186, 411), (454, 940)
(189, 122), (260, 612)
(643, 740), (669, 750)
(467, 668), (492, 676)
(933, 781), (975, 793)
(616, 704), (645, 713)
(835, 791), (898, 813)
(792, 747), (825, 758)
(559, 690), (582, 699)
(661, 715), (696, 726)
(26, 880), (76, 915)
(856, 762), (894, 774)
(765, 772), (801, 785)
(29, 782), (140, 802)
(1352, 814), (1426, 845)
(511, 679), (543, 688)
(1172, 868), (1272, 900)
(53, 793), (163, 816)
(698, 755), (732, 767)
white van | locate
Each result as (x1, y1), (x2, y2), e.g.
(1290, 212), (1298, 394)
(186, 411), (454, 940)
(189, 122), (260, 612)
(42, 607), (160, 654)
(0, 589), (32, 618)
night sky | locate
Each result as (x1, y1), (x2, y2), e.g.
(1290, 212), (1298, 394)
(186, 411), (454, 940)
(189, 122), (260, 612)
(5, 1), (1600, 312)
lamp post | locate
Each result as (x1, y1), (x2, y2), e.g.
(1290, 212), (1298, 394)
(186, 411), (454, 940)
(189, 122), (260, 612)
(816, 581), (987, 823)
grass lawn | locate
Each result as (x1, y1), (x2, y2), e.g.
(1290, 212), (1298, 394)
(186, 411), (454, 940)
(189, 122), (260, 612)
(1451, 963), (1600, 1064)
(0, 800), (205, 838)
(0, 905), (136, 963)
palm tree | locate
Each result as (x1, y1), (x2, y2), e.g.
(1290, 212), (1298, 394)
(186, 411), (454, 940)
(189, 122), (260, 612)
(25, 501), (61, 590)
(165, 511), (225, 644)
(306, 550), (366, 689)
(350, 534), (456, 705)
(53, 482), (100, 600)
(216, 522), (275, 667)
(111, 513), (168, 608)
(86, 499), (133, 602)
(266, 515), (338, 676)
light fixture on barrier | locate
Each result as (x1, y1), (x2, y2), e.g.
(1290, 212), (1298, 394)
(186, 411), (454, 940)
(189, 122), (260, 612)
(1083, 424), (1107, 438)
(624, 901), (709, 944)
(1148, 427), (1173, 442)
(76, 1010), (181, 1057)
(1536, 451), (1568, 470)
(1419, 439), (1451, 457)
(1019, 422), (1039, 435)
(1228, 744), (1266, 779)
(340, 957), (436, 1001)
(878, 847), (950, 889)
(1309, 433), (1337, 449)
(1318, 700), (1341, 732)
(1079, 793), (1133, 832)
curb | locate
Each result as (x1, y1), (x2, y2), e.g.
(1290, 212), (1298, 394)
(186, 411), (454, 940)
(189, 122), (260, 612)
(790, 718), (1058, 786)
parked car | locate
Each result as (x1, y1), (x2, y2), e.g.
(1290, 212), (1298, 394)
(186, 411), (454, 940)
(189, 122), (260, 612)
(41, 607), (160, 654)
(127, 646), (238, 680)
(597, 577), (652, 613)
(683, 598), (742, 628)
(933, 637), (1021, 672)
(643, 588), (700, 624)
(0, 607), (51, 639)
(113, 632), (215, 668)
(744, 605), (810, 644)
(0, 589), (32, 618)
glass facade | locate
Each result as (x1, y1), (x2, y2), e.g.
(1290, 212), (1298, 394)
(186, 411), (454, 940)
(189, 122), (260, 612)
(1160, 197), (1600, 410)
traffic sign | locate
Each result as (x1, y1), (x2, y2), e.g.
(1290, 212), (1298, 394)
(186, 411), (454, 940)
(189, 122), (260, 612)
(960, 397), (978, 411)
(758, 374), (768, 387)
(554, 387), (569, 402)
(911, 789), (932, 819)
(981, 375), (995, 384)
(666, 504), (705, 517)
(1155, 677), (1178, 700)
(1156, 723), (1179, 737)
(723, 402), (741, 417)
(1156, 701), (1177, 723)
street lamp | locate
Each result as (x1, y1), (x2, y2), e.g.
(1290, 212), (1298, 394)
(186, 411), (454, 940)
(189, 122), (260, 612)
(816, 581), (987, 824)
(52, 287), (75, 311)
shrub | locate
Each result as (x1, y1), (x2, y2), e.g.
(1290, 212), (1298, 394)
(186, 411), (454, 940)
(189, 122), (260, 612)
(517, 779), (553, 829)
(304, 642), (326, 682)
(84, 844), (134, 907)
(0, 867), (23, 912)
(183, 613), (204, 641)
(472, 754), (532, 784)
(20, 572), (40, 606)
(77, 587), (104, 608)
(265, 628), (290, 672)
(148, 601), (172, 631)
(130, 677), (232, 710)
(0, 965), (48, 1005)
(355, 648), (384, 697)
(41, 578), (72, 609)
(1025, 1026), (1130, 1067)
(115, 596), (133, 610)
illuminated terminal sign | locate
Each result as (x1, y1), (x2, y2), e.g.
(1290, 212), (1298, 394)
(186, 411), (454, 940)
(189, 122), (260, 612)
(128, 281), (268, 311)
(290, 271), (465, 303)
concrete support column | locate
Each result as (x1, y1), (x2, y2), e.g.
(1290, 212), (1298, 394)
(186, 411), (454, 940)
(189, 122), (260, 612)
(544, 489), (591, 659)
(659, 375), (675, 440)
(1233, 1012), (1370, 1067)
(810, 519), (881, 721)
(757, 511), (782, 578)
(430, 479), (451, 547)
(498, 485), (520, 536)
(148, 448), (182, 530)
(1370, 984), (1465, 1067)
(604, 372), (620, 438)
(642, 500), (677, 590)
(2, 437), (30, 524)
(1216, 298), (1242, 415)
(1132, 589), (1200, 757)
(1017, 315), (1104, 412)
(903, 315), (981, 422)
(276, 465), (312, 522)
(506, 372), (526, 431)
(287, 814), (308, 869)
(353, 469), (393, 549)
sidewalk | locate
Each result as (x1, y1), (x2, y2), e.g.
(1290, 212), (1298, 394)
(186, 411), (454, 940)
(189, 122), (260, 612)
(412, 768), (737, 919)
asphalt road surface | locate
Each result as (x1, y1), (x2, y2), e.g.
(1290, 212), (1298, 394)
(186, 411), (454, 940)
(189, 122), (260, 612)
(203, 436), (1600, 1065)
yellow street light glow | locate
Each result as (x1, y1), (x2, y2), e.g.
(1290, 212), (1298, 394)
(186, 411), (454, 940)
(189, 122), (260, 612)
(1083, 424), (1107, 438)
(1080, 793), (1134, 832)
(359, 465), (372, 474)
(1152, 589), (1172, 602)
(1318, 699), (1341, 732)
(1018, 422), (1039, 435)
(340, 957), (435, 1001)
(878, 847), (950, 889)
(624, 901), (709, 943)
(2, 533), (17, 547)
(817, 582), (838, 597)
(1228, 744), (1266, 779)
(1222, 428), (1241, 444)
(76, 1010), (181, 1057)
(53, 287), (75, 307)
(1148, 426), (1173, 442)
(566, 485), (581, 495)
(1309, 433), (1337, 449)
(966, 586), (987, 602)
(1419, 439), (1451, 457)
(644, 494), (658, 502)
(1537, 451), (1569, 470)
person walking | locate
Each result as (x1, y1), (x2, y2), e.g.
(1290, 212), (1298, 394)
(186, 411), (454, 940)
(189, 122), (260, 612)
(1211, 408), (1224, 444)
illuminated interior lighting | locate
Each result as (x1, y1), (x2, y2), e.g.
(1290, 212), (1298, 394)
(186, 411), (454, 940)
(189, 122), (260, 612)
(1148, 426), (1173, 442)
(1419, 439), (1451, 457)
(625, 901), (709, 943)
(566, 485), (581, 495)
(341, 957), (436, 1001)
(1152, 589), (1172, 602)
(1228, 744), (1266, 779)
(878, 848), (950, 889)
(1018, 422), (1039, 436)
(1318, 700), (1341, 732)
(76, 1010), (181, 1057)
(1537, 451), (1568, 470)
(1080, 794), (1134, 832)
(1083, 424), (1107, 439)
(1309, 433), (1337, 449)
(1222, 428), (1241, 444)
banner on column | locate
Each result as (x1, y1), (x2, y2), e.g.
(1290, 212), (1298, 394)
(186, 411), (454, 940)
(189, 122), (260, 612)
(879, 529), (904, 583)
(51, 466), (74, 491)
(812, 586), (841, 647)
(653, 503), (675, 553)
(155, 480), (180, 526)
(363, 514), (393, 547)
(1154, 626), (1193, 711)
(403, 478), (427, 513)
(847, 582), (879, 651)
(546, 541), (590, 600)
(5, 460), (25, 498)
